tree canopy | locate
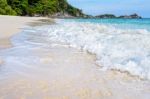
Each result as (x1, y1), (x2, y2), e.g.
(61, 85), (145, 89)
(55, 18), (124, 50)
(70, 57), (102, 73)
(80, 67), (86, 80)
(0, 0), (16, 15)
(0, 0), (84, 17)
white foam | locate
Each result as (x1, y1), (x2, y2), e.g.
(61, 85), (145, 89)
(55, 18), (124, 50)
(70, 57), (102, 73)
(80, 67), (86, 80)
(27, 21), (150, 80)
(7, 21), (150, 80)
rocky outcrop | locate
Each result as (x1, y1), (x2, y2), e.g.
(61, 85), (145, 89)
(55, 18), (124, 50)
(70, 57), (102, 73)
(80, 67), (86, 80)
(50, 12), (75, 18)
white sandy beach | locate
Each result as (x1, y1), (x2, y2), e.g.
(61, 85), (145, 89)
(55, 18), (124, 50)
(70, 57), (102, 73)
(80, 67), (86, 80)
(0, 15), (49, 48)
(0, 15), (150, 99)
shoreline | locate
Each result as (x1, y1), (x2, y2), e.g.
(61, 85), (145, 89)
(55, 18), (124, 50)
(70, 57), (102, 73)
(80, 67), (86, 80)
(0, 15), (50, 49)
(0, 15), (149, 99)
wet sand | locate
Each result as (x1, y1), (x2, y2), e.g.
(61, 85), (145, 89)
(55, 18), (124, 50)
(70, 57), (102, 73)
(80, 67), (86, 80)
(0, 15), (150, 99)
(0, 15), (50, 48)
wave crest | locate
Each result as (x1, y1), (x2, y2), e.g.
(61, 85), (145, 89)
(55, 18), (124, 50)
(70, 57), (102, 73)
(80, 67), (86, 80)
(12, 21), (150, 80)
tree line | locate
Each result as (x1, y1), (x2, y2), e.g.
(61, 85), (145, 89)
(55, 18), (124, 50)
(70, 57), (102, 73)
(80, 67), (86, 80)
(0, 0), (84, 17)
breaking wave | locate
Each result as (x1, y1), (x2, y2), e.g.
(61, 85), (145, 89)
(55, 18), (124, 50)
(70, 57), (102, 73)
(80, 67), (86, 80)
(11, 20), (150, 80)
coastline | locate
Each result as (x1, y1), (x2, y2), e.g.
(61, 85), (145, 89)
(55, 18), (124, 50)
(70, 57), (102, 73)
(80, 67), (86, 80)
(0, 15), (50, 49)
(0, 15), (149, 99)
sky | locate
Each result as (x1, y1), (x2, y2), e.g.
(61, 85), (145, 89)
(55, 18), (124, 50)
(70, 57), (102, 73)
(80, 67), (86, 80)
(68, 0), (150, 18)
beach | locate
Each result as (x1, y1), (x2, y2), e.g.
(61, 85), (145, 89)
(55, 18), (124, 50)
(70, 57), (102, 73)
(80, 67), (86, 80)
(0, 15), (50, 49)
(0, 15), (150, 99)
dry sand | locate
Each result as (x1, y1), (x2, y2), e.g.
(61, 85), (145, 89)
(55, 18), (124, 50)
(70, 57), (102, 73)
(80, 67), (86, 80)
(0, 15), (150, 99)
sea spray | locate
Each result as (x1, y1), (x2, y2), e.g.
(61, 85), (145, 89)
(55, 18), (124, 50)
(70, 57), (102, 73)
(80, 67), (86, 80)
(10, 20), (150, 80)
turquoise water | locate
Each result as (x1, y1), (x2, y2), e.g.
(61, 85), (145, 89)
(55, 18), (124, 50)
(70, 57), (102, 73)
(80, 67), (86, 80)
(0, 18), (150, 99)
(1, 18), (150, 80)
(65, 18), (150, 30)
(55, 18), (150, 79)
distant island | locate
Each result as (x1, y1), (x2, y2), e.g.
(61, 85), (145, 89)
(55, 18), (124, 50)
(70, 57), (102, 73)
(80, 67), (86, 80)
(95, 13), (142, 19)
(0, 0), (142, 19)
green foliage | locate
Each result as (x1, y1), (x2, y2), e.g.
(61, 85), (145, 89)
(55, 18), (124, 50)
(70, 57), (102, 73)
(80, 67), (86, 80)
(35, 0), (58, 15)
(26, 7), (36, 16)
(96, 14), (116, 18)
(7, 0), (28, 15)
(0, 0), (16, 15)
(0, 0), (84, 17)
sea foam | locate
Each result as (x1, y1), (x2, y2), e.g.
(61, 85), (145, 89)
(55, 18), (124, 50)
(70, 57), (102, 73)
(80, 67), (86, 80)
(11, 20), (150, 80)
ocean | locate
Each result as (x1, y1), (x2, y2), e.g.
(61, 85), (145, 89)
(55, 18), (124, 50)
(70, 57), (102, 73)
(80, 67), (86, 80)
(1, 18), (150, 80)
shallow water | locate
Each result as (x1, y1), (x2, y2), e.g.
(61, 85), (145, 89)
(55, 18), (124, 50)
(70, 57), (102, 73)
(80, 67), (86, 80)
(2, 18), (150, 80)
(0, 19), (150, 98)
(17, 19), (150, 80)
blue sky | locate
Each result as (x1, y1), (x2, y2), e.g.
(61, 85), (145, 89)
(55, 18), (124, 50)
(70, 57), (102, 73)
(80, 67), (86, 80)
(68, 0), (150, 18)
